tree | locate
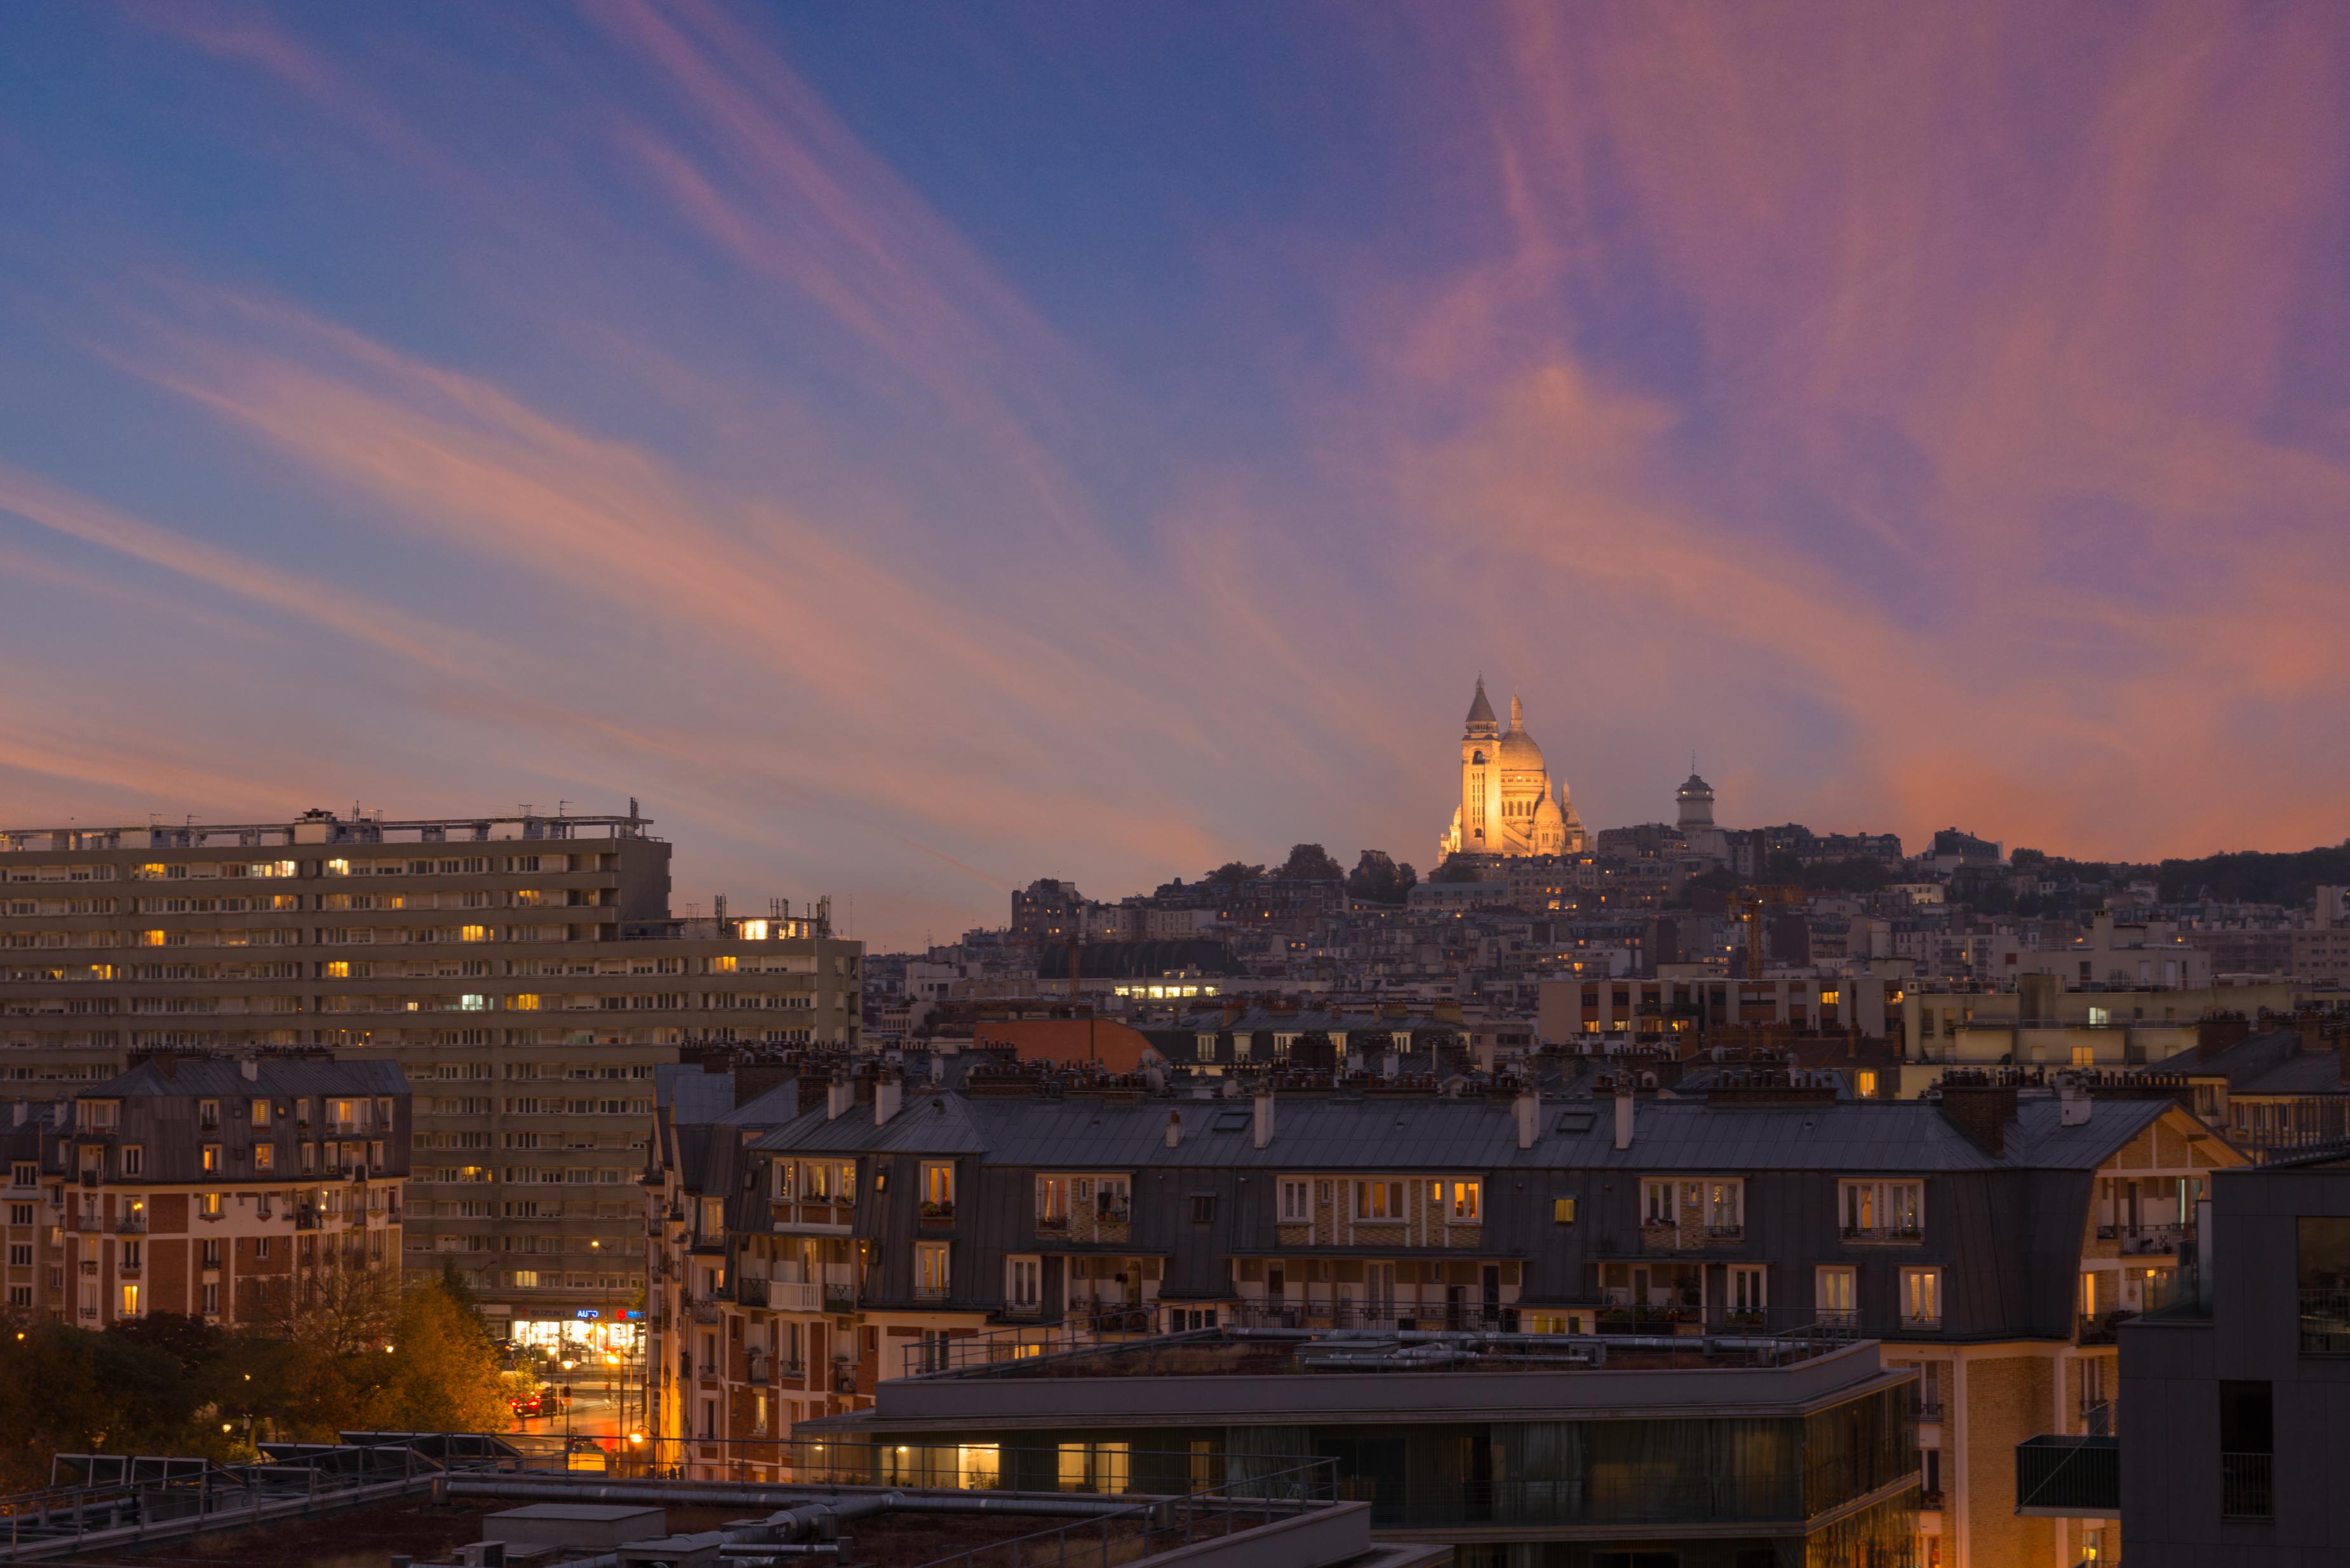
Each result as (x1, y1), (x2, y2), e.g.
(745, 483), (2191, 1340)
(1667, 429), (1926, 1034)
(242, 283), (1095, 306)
(1430, 858), (1487, 884)
(0, 1320), (205, 1489)
(1276, 844), (1345, 882)
(1346, 852), (1418, 905)
(359, 1283), (514, 1435)
(1205, 862), (1264, 887)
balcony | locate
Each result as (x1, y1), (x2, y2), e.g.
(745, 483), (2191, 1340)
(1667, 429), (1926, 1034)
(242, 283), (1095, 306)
(912, 1283), (951, 1303)
(2097, 1221), (2194, 1257)
(2015, 1435), (2120, 1518)
(1839, 1224), (1924, 1245)
(688, 1298), (720, 1324)
(2299, 1286), (2350, 1354)
(115, 1215), (147, 1235)
(919, 1202), (956, 1227)
(2076, 1310), (2137, 1346)
(2220, 1451), (2274, 1521)
(765, 1280), (821, 1313)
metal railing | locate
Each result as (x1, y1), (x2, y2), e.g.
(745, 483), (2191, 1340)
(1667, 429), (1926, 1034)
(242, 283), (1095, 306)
(917, 1455), (1338, 1568)
(2220, 1451), (2273, 1520)
(2299, 1287), (2350, 1354)
(896, 1310), (1158, 1377)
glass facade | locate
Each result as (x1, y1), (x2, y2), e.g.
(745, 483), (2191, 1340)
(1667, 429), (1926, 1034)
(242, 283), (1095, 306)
(879, 1386), (1917, 1553)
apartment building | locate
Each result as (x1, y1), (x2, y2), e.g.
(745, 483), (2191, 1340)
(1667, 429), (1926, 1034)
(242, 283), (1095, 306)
(2119, 1154), (2350, 1561)
(660, 1059), (2239, 1567)
(0, 809), (861, 1339)
(2, 1054), (407, 1326)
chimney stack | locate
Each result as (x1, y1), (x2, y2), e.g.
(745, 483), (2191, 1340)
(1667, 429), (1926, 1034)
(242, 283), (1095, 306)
(1613, 1090), (1634, 1151)
(1515, 1089), (1540, 1151)
(1938, 1082), (2017, 1156)
(2058, 1074), (2092, 1127)
(1253, 1089), (1275, 1150)
(1165, 1110), (1183, 1149)
(239, 1056), (258, 1082)
(874, 1074), (903, 1127)
(826, 1077), (852, 1121)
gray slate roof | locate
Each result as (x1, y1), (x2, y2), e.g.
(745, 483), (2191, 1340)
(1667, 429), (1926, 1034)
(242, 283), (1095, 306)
(749, 1089), (2172, 1175)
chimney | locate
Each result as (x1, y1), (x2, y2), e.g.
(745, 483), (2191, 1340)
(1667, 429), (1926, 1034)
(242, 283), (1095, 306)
(239, 1056), (258, 1082)
(1252, 1089), (1275, 1150)
(1613, 1090), (1634, 1151)
(10, 1102), (23, 1128)
(874, 1075), (903, 1127)
(826, 1078), (853, 1121)
(155, 1054), (177, 1082)
(734, 1062), (796, 1110)
(1514, 1090), (1540, 1151)
(1938, 1082), (2017, 1156)
(1165, 1110), (1183, 1149)
(1381, 1050), (1400, 1080)
(928, 1054), (945, 1085)
(2058, 1075), (2092, 1127)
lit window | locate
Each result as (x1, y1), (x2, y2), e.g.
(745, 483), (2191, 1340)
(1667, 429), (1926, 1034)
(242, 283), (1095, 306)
(1901, 1267), (1944, 1326)
(325, 961), (350, 978)
(459, 925), (488, 943)
(1352, 1180), (1403, 1221)
(1816, 1265), (1856, 1318)
(325, 859), (351, 876)
(711, 955), (739, 973)
(1451, 1181), (1481, 1222)
(508, 995), (541, 1011)
(1553, 1197), (1577, 1225)
(738, 920), (769, 941)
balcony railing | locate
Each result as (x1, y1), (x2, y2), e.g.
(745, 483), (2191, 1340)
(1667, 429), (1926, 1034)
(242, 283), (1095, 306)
(2299, 1286), (2350, 1354)
(912, 1283), (952, 1303)
(2076, 1310), (2138, 1345)
(2220, 1451), (2274, 1521)
(2097, 1221), (2194, 1256)
(1839, 1224), (1924, 1244)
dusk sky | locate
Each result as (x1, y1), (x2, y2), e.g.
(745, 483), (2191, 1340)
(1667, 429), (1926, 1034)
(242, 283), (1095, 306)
(3, 3), (2347, 948)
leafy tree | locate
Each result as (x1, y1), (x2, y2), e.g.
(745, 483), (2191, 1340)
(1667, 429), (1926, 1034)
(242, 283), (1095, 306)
(360, 1283), (514, 1435)
(0, 1320), (205, 1489)
(1204, 861), (1264, 887)
(1346, 852), (1418, 905)
(1275, 843), (1345, 882)
(1430, 858), (1487, 884)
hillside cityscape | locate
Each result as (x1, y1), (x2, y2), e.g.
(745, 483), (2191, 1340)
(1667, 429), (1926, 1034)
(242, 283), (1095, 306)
(3, 684), (2349, 1565)
(9, 6), (2350, 1568)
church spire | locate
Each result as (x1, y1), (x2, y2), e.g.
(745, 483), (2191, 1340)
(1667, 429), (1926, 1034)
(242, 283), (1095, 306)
(1509, 690), (1524, 731)
(1464, 677), (1496, 730)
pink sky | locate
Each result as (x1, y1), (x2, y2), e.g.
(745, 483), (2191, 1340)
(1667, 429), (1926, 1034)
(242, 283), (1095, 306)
(1, 2), (2346, 946)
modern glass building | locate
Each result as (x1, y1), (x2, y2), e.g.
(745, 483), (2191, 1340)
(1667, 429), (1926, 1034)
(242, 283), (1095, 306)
(804, 1327), (1921, 1567)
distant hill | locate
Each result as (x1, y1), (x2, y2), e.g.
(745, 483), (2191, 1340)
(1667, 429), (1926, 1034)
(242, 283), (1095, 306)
(2156, 841), (2350, 904)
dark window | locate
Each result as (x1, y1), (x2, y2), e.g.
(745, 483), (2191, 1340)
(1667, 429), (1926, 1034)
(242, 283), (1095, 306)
(2219, 1380), (2274, 1521)
(2297, 1217), (2350, 1353)
(1190, 1195), (1216, 1224)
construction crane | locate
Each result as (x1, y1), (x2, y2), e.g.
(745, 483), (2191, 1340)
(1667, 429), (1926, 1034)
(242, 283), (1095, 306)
(1731, 885), (1808, 981)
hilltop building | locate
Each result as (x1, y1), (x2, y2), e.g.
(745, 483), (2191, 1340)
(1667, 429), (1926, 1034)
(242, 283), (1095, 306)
(1438, 681), (1585, 862)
